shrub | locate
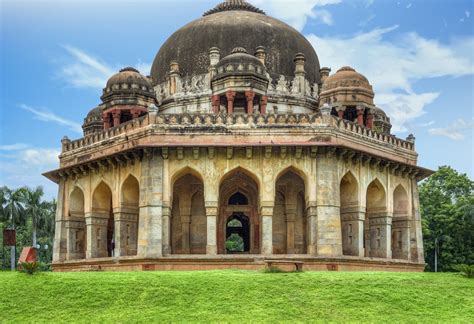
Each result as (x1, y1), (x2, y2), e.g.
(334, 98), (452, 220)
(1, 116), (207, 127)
(19, 262), (40, 275)
(452, 264), (474, 278)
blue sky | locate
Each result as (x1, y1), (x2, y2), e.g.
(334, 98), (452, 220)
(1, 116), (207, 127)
(1, 0), (473, 199)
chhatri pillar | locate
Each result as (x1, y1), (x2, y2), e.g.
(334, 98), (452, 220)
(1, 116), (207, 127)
(211, 95), (220, 114)
(112, 111), (121, 127)
(260, 96), (268, 114)
(245, 91), (255, 114)
(226, 91), (237, 114)
(356, 106), (365, 126)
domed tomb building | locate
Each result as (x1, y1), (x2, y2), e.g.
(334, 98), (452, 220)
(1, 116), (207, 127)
(45, 0), (431, 271)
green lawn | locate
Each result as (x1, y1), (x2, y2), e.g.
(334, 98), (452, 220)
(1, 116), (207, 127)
(0, 271), (472, 323)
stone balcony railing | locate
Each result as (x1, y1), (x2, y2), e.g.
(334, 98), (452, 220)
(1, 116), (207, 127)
(62, 113), (415, 153)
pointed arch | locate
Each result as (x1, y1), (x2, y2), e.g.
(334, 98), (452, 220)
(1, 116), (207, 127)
(121, 174), (139, 205)
(219, 166), (261, 192)
(340, 171), (362, 256)
(218, 167), (260, 254)
(273, 168), (307, 254)
(392, 184), (410, 260)
(69, 186), (85, 217)
(68, 186), (86, 260)
(275, 165), (308, 197)
(117, 174), (140, 257)
(91, 181), (114, 258)
(171, 170), (206, 254)
(365, 178), (390, 258)
(92, 181), (113, 211)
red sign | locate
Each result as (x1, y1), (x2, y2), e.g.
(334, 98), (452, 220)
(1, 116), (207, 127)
(3, 229), (16, 246)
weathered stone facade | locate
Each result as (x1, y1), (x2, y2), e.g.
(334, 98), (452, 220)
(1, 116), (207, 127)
(45, 0), (431, 271)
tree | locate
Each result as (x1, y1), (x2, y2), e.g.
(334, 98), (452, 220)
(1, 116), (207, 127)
(20, 186), (47, 247)
(0, 186), (27, 270)
(420, 166), (474, 272)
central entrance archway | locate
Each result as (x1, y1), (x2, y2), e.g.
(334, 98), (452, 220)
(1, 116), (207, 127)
(218, 169), (260, 254)
(225, 213), (250, 253)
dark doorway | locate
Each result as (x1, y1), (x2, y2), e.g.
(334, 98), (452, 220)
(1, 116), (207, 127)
(225, 213), (250, 253)
(107, 209), (115, 257)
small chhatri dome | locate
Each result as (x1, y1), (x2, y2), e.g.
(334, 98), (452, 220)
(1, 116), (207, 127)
(214, 46), (266, 78)
(203, 0), (266, 16)
(323, 66), (370, 86)
(105, 67), (151, 90)
(231, 47), (249, 54)
(82, 106), (103, 136)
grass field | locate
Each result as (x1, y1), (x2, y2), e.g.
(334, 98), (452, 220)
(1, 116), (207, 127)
(0, 271), (473, 323)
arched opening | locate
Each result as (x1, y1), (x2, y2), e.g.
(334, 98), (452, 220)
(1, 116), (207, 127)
(225, 213), (250, 253)
(392, 185), (410, 260)
(273, 170), (307, 254)
(219, 169), (260, 254)
(118, 175), (140, 256)
(171, 173), (206, 254)
(340, 172), (362, 256)
(91, 182), (114, 258)
(68, 187), (86, 260)
(366, 179), (389, 258)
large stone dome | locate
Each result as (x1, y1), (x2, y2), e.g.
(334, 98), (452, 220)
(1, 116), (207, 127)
(151, 0), (320, 85)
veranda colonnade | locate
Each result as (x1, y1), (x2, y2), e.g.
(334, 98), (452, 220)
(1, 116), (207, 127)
(61, 159), (417, 262)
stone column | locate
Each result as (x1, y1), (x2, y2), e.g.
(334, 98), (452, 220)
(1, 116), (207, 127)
(410, 180), (425, 263)
(340, 206), (365, 257)
(211, 95), (220, 114)
(226, 91), (236, 114)
(245, 91), (255, 114)
(391, 217), (410, 260)
(85, 211), (109, 258)
(131, 109), (141, 119)
(335, 106), (346, 119)
(137, 149), (164, 258)
(306, 203), (318, 255)
(261, 203), (274, 255)
(114, 206), (139, 257)
(53, 180), (67, 262)
(366, 110), (374, 129)
(205, 202), (218, 255)
(103, 113), (111, 129)
(112, 111), (121, 127)
(162, 204), (171, 255)
(316, 151), (343, 256)
(260, 96), (268, 114)
(66, 219), (86, 260)
(356, 106), (365, 126)
(368, 214), (392, 258)
(180, 214), (191, 254)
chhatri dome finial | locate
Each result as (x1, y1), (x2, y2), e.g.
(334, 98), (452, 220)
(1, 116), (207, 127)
(203, 0), (266, 16)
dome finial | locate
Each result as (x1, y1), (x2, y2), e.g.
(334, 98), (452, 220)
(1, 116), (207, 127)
(203, 0), (266, 16)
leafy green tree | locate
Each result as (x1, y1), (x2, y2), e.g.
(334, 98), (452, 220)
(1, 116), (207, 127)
(0, 186), (27, 270)
(20, 186), (51, 247)
(420, 166), (474, 272)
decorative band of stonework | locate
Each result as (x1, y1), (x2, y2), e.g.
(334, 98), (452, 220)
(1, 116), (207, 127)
(63, 113), (414, 154)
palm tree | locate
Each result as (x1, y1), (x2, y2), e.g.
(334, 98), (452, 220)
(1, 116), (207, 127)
(20, 186), (47, 247)
(0, 186), (27, 270)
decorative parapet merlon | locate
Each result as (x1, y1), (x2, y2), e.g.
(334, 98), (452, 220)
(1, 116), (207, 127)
(62, 113), (415, 153)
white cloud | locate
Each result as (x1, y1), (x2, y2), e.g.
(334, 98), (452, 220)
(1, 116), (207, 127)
(57, 44), (151, 90)
(429, 119), (474, 141)
(0, 143), (29, 151)
(358, 14), (376, 27)
(252, 0), (342, 31)
(406, 3), (412, 9)
(19, 104), (83, 134)
(364, 0), (375, 7)
(466, 10), (470, 18)
(307, 27), (474, 132)
(0, 145), (60, 199)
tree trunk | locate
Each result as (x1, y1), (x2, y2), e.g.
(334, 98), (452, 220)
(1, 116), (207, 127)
(32, 221), (37, 248)
(10, 246), (15, 271)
